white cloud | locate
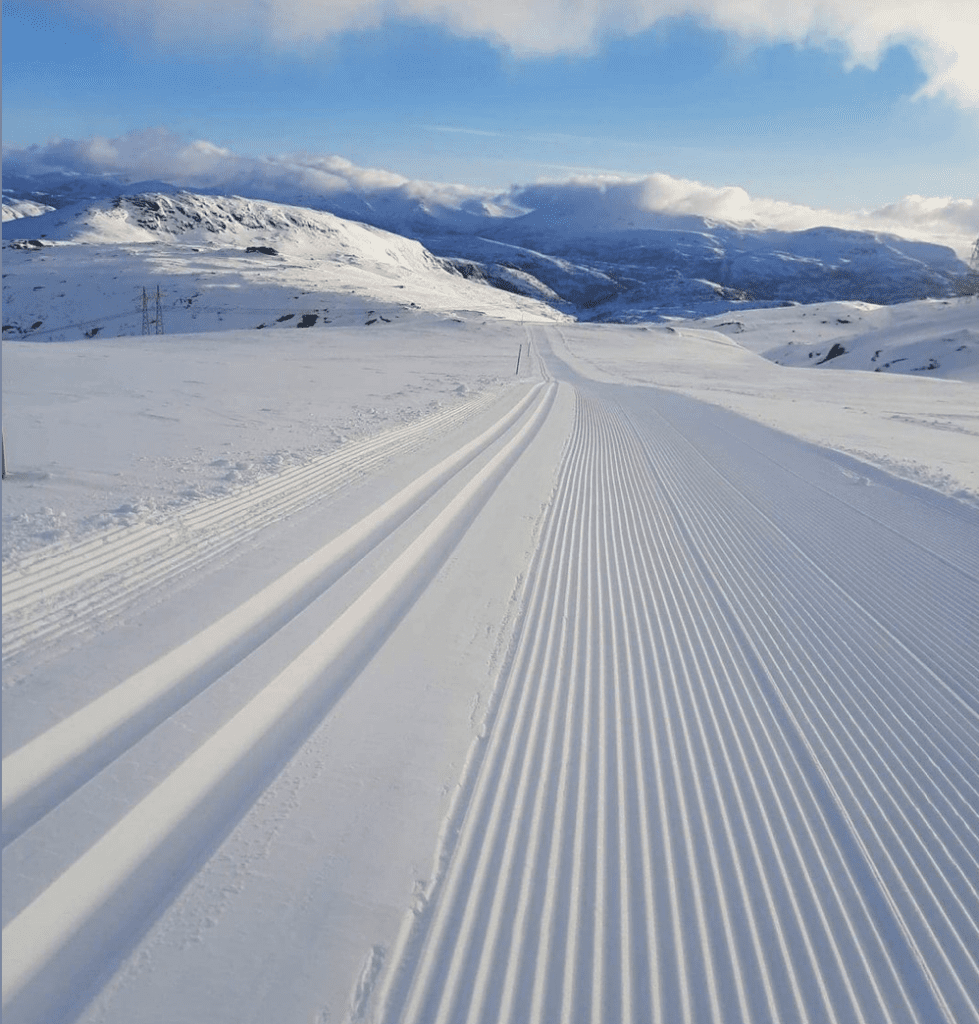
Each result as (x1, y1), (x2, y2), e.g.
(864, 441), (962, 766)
(517, 171), (979, 255)
(3, 128), (239, 182)
(4, 131), (976, 257)
(76, 0), (979, 109)
(1, 129), (496, 212)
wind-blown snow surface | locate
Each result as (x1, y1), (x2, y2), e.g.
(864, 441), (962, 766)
(3, 312), (979, 1024)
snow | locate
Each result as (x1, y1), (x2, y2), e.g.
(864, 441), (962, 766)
(2, 199), (56, 222)
(0, 324), (540, 565)
(1, 192), (568, 344)
(698, 297), (979, 381)
(4, 181), (973, 325)
(3, 193), (979, 1024)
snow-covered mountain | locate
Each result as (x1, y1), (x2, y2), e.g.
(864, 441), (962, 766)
(2, 198), (56, 222)
(1, 191), (568, 341)
(4, 169), (973, 321)
(434, 220), (970, 319)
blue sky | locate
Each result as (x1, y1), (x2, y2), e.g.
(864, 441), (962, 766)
(2, 0), (977, 212)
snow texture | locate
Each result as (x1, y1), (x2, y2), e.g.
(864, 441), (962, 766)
(3, 187), (979, 1024)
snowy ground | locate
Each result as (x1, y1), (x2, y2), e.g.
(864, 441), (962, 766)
(3, 303), (979, 1023)
(0, 319), (538, 565)
(698, 298), (979, 382)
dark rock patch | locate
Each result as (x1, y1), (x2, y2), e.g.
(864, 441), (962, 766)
(815, 342), (847, 365)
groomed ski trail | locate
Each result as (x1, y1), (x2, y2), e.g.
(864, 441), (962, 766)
(1, 383), (546, 846)
(1, 387), (507, 666)
(1, 379), (558, 1024)
(374, 330), (979, 1024)
(3, 323), (978, 1024)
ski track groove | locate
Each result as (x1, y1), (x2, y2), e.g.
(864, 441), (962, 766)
(638, 408), (979, 1005)
(1, 385), (543, 847)
(629, 394), (979, 1021)
(1, 389), (502, 661)
(374, 361), (979, 1024)
(0, 381), (559, 1024)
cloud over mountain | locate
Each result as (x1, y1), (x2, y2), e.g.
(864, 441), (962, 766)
(513, 174), (979, 256)
(4, 130), (977, 257)
(74, 0), (979, 109)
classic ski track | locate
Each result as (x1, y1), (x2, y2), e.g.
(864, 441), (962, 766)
(375, 368), (979, 1024)
(2, 383), (548, 848)
(1, 380), (559, 1024)
(1, 388), (502, 661)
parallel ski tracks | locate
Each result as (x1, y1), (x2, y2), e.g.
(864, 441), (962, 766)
(5, 349), (977, 1024)
(1, 381), (558, 1024)
(1, 388), (504, 662)
(377, 379), (979, 1024)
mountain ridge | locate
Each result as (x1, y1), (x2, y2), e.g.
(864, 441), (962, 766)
(3, 173), (974, 320)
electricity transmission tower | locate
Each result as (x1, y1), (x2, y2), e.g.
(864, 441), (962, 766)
(141, 286), (165, 334)
(966, 236), (979, 296)
(155, 285), (164, 335)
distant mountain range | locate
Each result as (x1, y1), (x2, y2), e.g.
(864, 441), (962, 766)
(3, 170), (974, 321)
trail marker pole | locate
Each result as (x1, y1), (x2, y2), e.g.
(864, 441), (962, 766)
(515, 344), (522, 375)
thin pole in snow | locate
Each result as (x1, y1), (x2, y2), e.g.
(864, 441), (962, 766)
(515, 344), (522, 375)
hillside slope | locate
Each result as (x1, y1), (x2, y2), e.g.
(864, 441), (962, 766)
(700, 297), (979, 382)
(1, 192), (567, 340)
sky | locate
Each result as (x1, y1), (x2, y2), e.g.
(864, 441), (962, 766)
(2, 0), (978, 241)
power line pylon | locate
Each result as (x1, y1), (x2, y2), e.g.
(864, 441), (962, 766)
(142, 288), (150, 335)
(155, 285), (164, 335)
